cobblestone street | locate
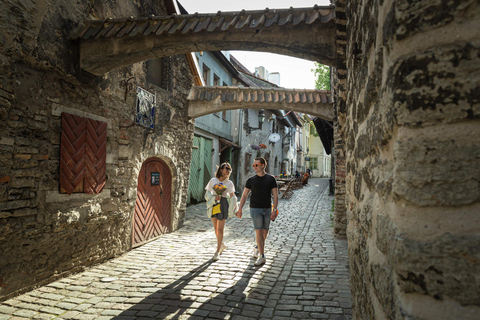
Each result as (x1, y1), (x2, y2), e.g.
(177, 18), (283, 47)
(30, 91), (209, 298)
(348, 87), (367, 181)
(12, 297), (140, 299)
(0, 178), (352, 320)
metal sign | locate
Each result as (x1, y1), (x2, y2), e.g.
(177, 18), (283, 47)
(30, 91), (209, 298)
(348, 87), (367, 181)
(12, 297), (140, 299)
(269, 133), (281, 142)
(151, 172), (160, 185)
(135, 87), (156, 129)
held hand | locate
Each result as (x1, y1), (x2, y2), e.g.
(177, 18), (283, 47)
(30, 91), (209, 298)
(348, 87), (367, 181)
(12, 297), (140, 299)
(215, 195), (221, 201)
(271, 209), (278, 221)
(235, 210), (243, 219)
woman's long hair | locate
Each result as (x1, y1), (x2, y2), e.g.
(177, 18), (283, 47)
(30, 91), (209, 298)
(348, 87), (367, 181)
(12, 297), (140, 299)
(215, 162), (231, 179)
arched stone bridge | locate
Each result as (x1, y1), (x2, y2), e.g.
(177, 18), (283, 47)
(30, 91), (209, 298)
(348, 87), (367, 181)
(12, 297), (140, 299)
(73, 6), (335, 76)
(188, 86), (334, 120)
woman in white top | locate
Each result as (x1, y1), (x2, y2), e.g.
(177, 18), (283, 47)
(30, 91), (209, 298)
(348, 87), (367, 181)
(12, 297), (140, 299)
(205, 162), (235, 261)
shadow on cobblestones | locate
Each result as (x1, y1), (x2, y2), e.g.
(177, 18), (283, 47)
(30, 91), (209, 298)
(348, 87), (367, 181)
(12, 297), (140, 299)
(110, 262), (262, 320)
(0, 178), (352, 320)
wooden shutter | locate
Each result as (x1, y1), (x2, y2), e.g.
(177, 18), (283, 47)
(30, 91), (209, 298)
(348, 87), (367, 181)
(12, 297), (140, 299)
(60, 113), (107, 194)
(84, 118), (107, 193)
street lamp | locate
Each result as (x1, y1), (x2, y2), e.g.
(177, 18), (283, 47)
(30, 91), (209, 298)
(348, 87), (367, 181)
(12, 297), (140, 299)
(258, 109), (265, 125)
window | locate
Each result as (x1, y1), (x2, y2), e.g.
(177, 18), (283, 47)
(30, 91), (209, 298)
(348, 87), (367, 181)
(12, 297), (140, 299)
(146, 59), (162, 87)
(221, 81), (228, 119)
(146, 58), (172, 91)
(203, 64), (210, 85)
(309, 157), (318, 170)
(213, 74), (220, 86)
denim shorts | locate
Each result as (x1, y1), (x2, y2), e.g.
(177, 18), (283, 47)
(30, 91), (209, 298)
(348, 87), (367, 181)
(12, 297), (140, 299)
(250, 208), (272, 230)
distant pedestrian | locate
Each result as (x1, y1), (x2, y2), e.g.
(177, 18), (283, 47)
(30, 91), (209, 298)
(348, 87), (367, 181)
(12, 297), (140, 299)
(236, 157), (278, 266)
(302, 171), (310, 185)
(204, 162), (237, 261)
(295, 171), (301, 178)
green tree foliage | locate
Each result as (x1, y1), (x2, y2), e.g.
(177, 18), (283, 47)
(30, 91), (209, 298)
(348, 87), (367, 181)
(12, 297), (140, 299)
(310, 121), (319, 137)
(312, 63), (331, 90)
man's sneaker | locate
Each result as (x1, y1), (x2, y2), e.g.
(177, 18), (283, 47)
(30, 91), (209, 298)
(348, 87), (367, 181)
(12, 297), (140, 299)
(253, 247), (259, 258)
(254, 256), (266, 266)
(219, 243), (226, 255)
(213, 252), (219, 261)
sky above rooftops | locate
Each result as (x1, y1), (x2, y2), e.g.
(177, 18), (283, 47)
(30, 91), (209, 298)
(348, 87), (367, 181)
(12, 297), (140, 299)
(178, 0), (332, 90)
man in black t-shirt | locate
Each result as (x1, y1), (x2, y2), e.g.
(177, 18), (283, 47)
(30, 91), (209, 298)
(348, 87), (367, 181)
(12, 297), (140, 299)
(236, 157), (278, 266)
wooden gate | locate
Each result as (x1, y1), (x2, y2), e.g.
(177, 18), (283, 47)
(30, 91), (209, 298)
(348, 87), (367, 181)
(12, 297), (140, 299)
(187, 136), (212, 203)
(132, 158), (171, 246)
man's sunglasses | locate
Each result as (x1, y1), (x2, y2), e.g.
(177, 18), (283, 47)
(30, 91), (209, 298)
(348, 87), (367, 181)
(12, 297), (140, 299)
(252, 164), (263, 167)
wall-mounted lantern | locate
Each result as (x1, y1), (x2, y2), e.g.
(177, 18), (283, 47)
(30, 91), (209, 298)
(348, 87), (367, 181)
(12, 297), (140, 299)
(258, 109), (265, 125)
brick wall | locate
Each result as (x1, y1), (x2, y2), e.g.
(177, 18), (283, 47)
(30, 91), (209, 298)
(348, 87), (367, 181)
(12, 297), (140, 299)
(0, 0), (195, 301)
(343, 0), (480, 318)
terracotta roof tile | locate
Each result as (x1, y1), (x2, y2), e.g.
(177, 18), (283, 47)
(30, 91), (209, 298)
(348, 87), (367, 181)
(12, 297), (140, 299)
(73, 6), (334, 40)
(187, 87), (333, 107)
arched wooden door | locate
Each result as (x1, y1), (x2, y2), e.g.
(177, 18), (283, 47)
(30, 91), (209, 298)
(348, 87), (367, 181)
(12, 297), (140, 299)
(132, 158), (171, 246)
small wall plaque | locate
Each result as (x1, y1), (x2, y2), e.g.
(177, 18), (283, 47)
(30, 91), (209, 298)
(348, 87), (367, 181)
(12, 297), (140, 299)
(151, 172), (160, 185)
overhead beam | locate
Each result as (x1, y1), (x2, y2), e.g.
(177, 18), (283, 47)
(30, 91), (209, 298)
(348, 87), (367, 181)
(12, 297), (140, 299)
(187, 86), (334, 121)
(74, 7), (336, 76)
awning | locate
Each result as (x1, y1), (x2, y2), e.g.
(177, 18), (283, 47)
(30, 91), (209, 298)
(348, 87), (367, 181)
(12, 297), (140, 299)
(312, 117), (334, 155)
(219, 138), (241, 152)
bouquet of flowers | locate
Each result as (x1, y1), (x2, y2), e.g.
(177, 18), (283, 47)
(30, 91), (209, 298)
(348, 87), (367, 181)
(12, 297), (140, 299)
(213, 183), (227, 203)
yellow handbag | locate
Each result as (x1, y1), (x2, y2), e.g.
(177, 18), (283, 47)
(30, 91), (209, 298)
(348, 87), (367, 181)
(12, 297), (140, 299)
(212, 203), (221, 216)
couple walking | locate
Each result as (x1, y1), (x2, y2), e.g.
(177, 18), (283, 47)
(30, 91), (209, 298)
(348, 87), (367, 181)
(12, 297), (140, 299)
(204, 157), (278, 266)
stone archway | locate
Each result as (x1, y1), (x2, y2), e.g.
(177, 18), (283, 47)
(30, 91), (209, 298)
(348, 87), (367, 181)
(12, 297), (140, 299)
(187, 86), (334, 120)
(74, 6), (336, 75)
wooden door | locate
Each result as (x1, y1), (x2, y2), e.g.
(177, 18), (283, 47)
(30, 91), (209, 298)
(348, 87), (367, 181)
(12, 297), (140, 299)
(187, 136), (212, 203)
(133, 158), (171, 246)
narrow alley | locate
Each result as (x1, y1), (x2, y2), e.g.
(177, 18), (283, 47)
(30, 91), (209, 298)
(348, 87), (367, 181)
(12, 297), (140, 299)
(0, 179), (352, 320)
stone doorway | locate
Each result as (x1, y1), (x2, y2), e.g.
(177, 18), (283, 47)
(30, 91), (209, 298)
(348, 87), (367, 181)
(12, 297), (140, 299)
(132, 157), (172, 246)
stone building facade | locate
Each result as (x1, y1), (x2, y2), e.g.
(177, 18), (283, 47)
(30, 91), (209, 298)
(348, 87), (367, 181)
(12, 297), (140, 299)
(0, 0), (195, 300)
(335, 0), (480, 318)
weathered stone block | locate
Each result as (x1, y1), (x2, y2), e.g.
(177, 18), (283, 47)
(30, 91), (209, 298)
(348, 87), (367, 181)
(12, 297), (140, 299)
(12, 208), (37, 217)
(10, 177), (36, 189)
(0, 137), (14, 146)
(0, 200), (31, 211)
(370, 263), (395, 319)
(12, 159), (39, 169)
(393, 138), (480, 206)
(396, 233), (480, 306)
(392, 42), (480, 127)
(375, 214), (395, 255)
(395, 0), (479, 40)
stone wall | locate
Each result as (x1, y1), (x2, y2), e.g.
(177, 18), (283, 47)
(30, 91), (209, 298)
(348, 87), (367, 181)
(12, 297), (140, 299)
(0, 0), (195, 301)
(343, 0), (480, 319)
(333, 0), (348, 239)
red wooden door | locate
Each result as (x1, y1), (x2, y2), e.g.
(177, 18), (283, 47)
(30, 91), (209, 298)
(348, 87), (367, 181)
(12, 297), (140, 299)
(133, 158), (171, 246)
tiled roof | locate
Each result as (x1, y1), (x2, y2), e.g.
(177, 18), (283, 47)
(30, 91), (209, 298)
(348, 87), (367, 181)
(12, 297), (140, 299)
(188, 86), (332, 105)
(73, 6), (334, 40)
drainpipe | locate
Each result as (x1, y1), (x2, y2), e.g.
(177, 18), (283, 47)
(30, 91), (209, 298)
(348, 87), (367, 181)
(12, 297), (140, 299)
(236, 109), (243, 194)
